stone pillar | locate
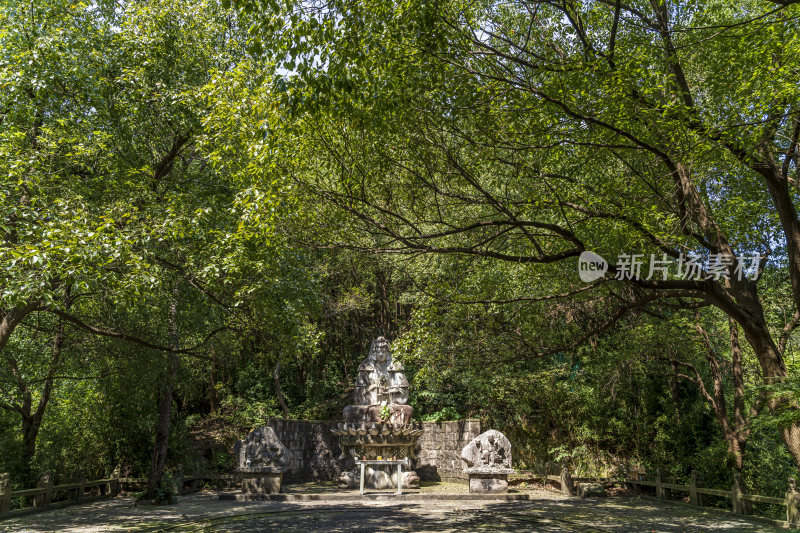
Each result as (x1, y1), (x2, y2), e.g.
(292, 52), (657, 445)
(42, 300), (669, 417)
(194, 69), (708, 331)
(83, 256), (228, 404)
(689, 470), (702, 507)
(786, 477), (800, 526)
(731, 470), (750, 515)
(176, 466), (184, 496)
(76, 471), (86, 502)
(559, 465), (573, 496)
(192, 465), (202, 492)
(110, 467), (121, 497)
(0, 473), (11, 516)
(34, 471), (53, 509)
(655, 469), (663, 502)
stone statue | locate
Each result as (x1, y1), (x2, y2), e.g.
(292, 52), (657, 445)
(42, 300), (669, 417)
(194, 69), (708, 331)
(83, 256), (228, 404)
(335, 336), (421, 490)
(787, 477), (800, 525)
(353, 336), (409, 406)
(234, 426), (291, 472)
(233, 426), (291, 495)
(461, 429), (512, 470)
(461, 429), (514, 493)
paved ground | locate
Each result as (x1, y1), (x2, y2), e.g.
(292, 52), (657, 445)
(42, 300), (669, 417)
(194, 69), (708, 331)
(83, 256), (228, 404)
(0, 489), (789, 532)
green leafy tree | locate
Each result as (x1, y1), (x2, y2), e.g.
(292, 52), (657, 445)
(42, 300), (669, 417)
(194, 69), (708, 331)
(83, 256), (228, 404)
(239, 0), (800, 467)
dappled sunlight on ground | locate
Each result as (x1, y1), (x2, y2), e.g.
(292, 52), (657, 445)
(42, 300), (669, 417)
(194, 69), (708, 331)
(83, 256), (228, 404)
(0, 489), (785, 532)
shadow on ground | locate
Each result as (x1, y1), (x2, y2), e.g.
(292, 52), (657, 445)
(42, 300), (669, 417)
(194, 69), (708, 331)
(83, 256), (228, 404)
(0, 492), (788, 532)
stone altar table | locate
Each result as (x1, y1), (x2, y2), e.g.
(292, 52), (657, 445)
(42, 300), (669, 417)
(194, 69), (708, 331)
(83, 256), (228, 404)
(356, 460), (405, 495)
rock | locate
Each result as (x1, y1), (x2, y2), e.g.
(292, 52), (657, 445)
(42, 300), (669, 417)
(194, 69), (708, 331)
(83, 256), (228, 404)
(577, 483), (608, 497)
(338, 470), (358, 489)
(403, 470), (420, 489)
(337, 464), (419, 490)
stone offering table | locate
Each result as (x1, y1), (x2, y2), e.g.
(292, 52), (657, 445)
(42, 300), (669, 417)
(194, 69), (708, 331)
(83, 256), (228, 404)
(356, 460), (405, 495)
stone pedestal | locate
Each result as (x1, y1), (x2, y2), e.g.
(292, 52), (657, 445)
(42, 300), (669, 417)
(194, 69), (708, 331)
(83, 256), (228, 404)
(241, 471), (283, 494)
(466, 467), (514, 493)
(469, 473), (508, 493)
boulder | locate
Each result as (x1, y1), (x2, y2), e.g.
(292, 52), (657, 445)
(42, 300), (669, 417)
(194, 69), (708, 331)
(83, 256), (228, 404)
(577, 483), (608, 497)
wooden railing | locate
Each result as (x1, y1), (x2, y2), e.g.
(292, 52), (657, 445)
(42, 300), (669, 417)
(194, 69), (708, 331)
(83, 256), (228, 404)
(541, 468), (800, 528)
(0, 470), (237, 518)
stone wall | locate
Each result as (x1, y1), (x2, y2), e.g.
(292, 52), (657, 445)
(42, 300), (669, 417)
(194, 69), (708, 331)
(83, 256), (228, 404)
(414, 419), (482, 481)
(265, 418), (350, 482)
(262, 417), (481, 482)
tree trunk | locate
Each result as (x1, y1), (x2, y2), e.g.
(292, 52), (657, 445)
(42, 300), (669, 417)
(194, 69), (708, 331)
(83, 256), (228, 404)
(274, 361), (289, 418)
(725, 294), (800, 469)
(0, 301), (40, 354)
(19, 407), (38, 483)
(17, 315), (65, 484)
(145, 291), (180, 499)
(208, 359), (219, 414)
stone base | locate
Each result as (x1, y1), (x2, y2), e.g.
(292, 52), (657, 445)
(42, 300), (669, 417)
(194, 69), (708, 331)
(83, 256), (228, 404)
(468, 473), (508, 493)
(241, 472), (283, 494)
(343, 404), (413, 425)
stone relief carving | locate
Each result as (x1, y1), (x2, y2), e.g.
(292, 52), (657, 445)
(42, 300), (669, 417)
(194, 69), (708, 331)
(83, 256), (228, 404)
(234, 426), (291, 472)
(461, 429), (513, 473)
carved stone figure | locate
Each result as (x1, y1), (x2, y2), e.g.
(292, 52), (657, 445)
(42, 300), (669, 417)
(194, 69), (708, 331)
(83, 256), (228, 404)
(461, 429), (513, 470)
(787, 477), (800, 526)
(334, 336), (421, 490)
(353, 336), (409, 406)
(461, 429), (514, 493)
(233, 426), (291, 495)
(234, 427), (291, 472)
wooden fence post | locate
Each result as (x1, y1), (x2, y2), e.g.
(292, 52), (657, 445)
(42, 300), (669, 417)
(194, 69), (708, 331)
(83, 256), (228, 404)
(0, 473), (11, 516)
(560, 465), (573, 496)
(34, 471), (53, 509)
(655, 469), (664, 501)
